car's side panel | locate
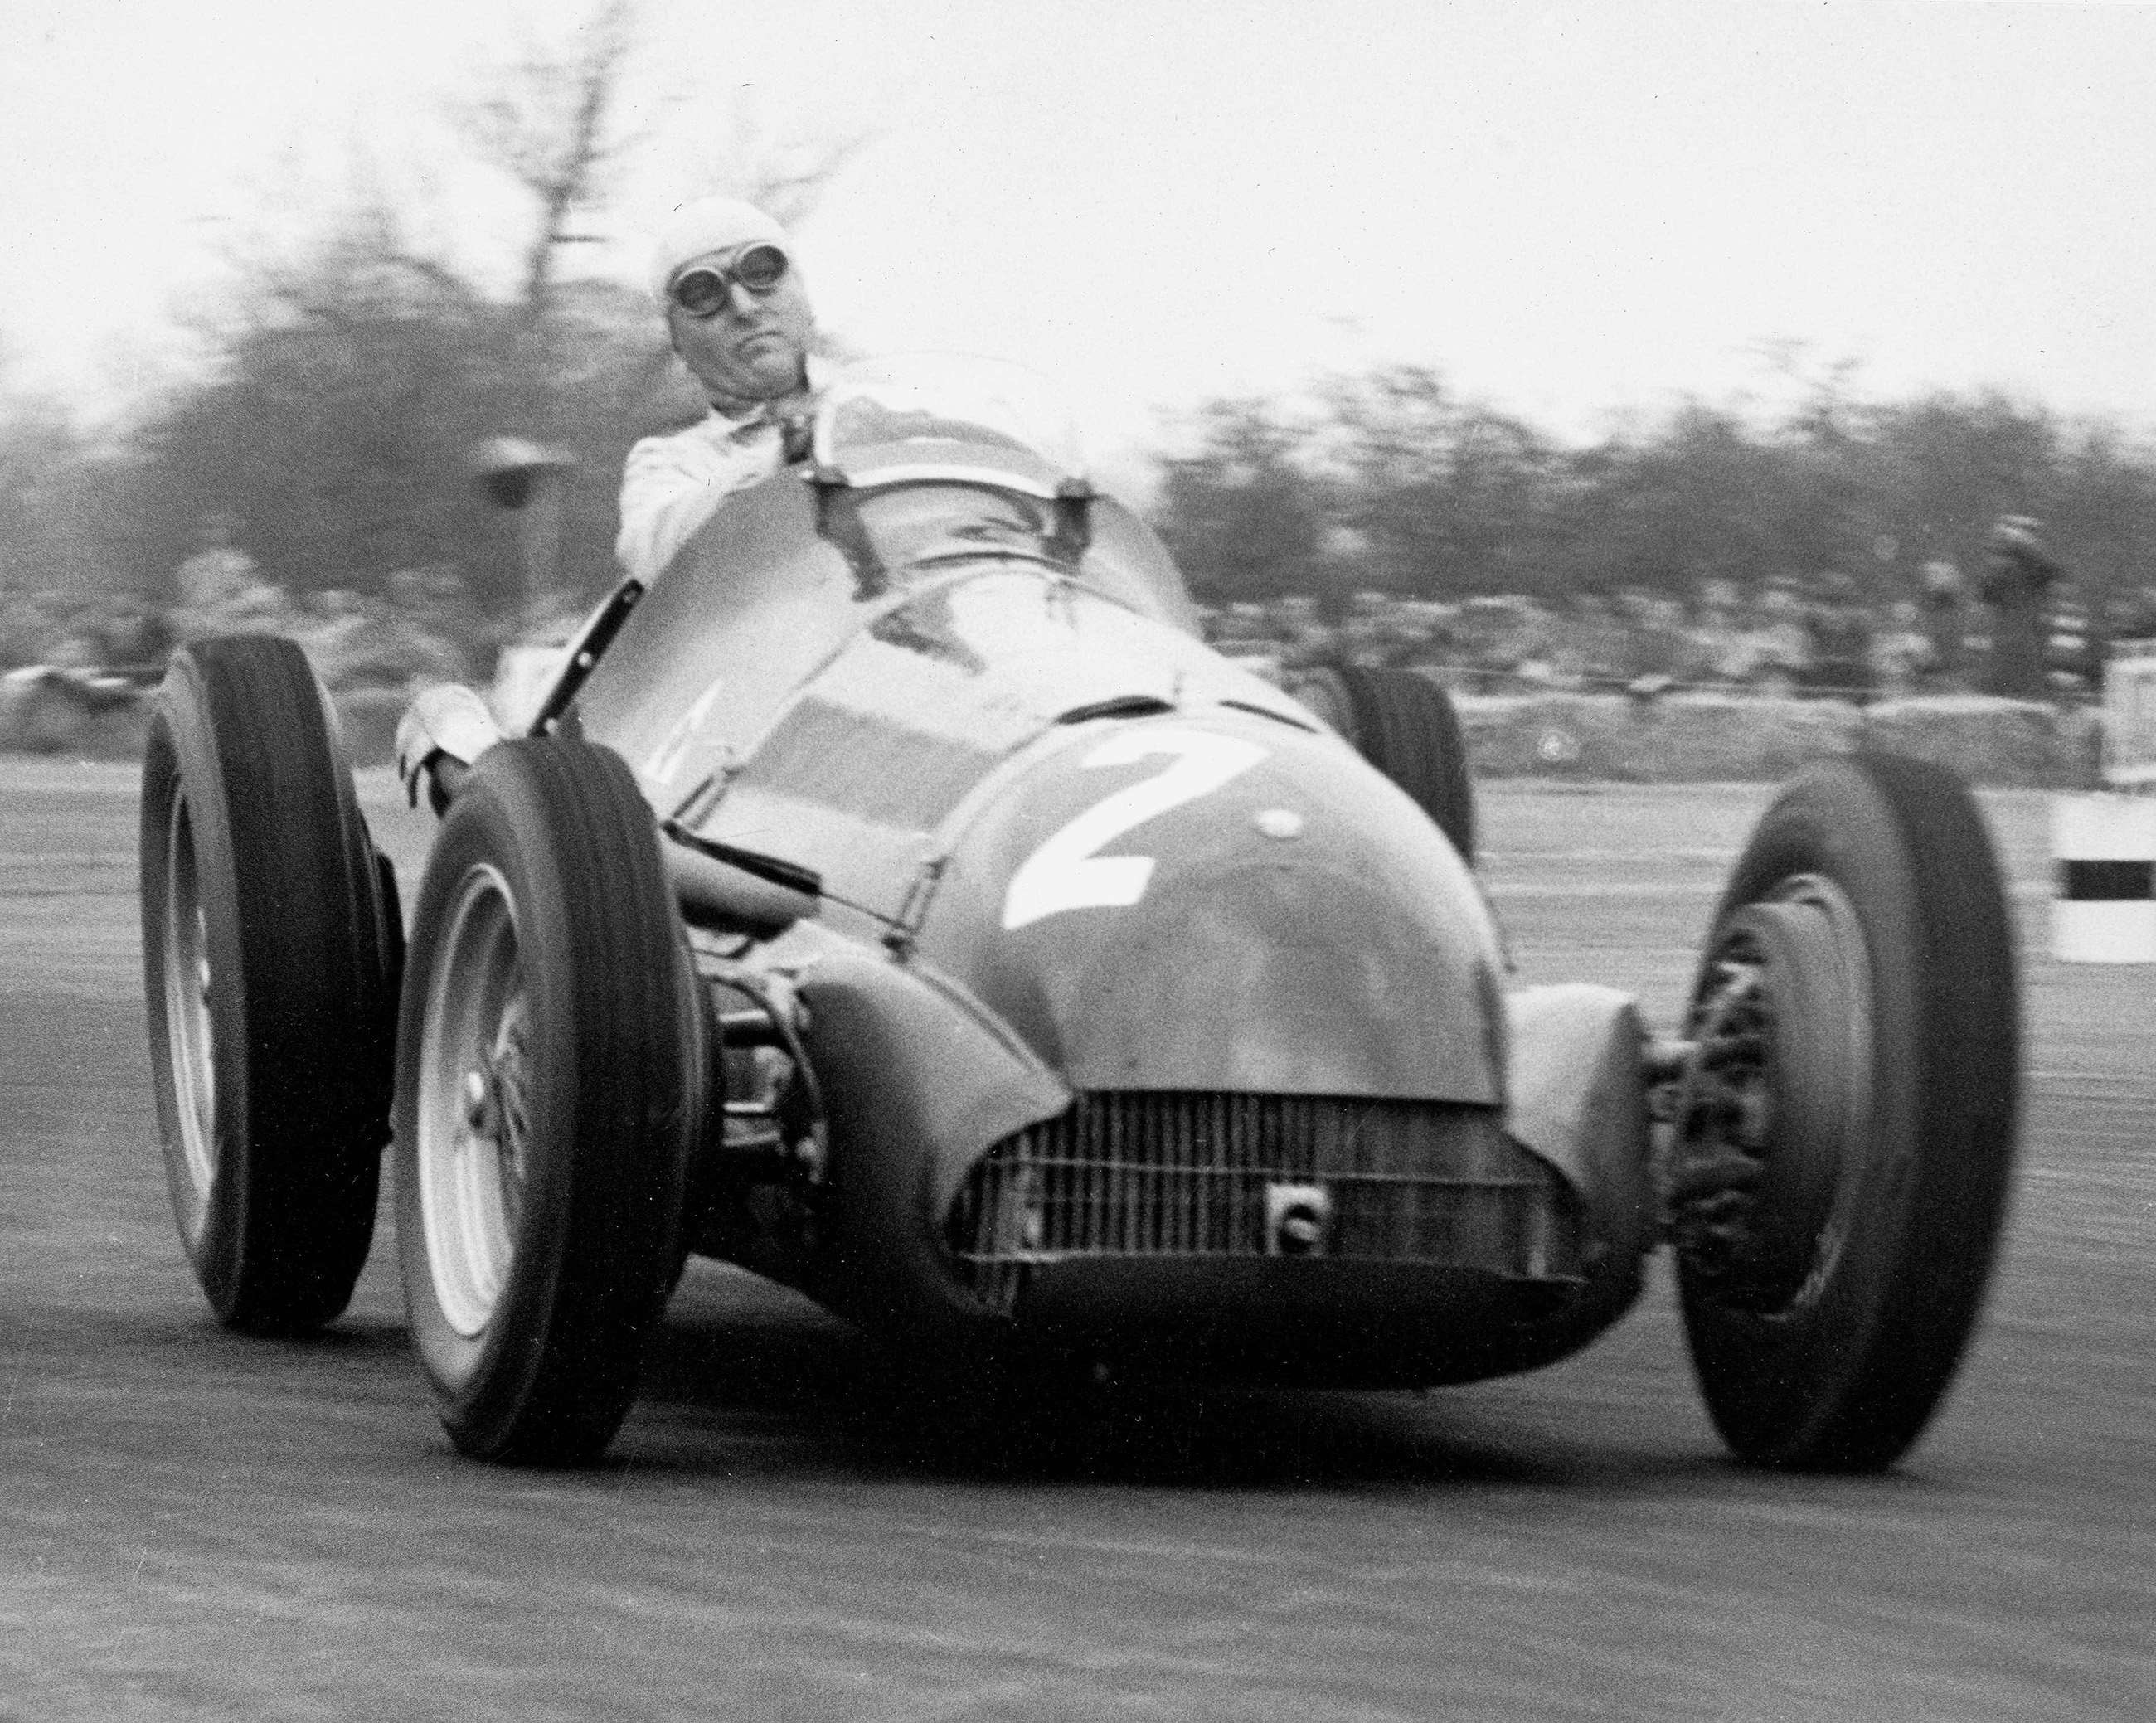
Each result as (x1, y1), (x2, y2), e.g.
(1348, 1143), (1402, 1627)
(1498, 983), (1655, 1352)
(571, 477), (858, 808)
(1071, 495), (1205, 633)
(1504, 984), (1655, 1244)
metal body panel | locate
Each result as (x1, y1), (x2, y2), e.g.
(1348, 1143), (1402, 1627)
(572, 477), (857, 802)
(913, 710), (1507, 1100)
(1504, 983), (1656, 1263)
(687, 572), (1308, 920)
(779, 937), (1073, 1345)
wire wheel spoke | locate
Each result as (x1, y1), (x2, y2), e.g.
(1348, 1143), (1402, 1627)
(1674, 872), (1872, 1311)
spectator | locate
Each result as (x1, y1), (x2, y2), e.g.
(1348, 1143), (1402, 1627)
(1979, 514), (2061, 699)
(1619, 590), (1700, 684)
(1338, 590), (1401, 668)
(1445, 595), (1508, 685)
(174, 516), (258, 612)
(1680, 583), (1754, 687)
(1750, 581), (1814, 695)
(1916, 559), (1971, 689)
(1803, 568), (1873, 700)
(1270, 594), (1333, 668)
(2047, 580), (2100, 696)
(1871, 600), (1931, 697)
(1547, 590), (1630, 690)
(1388, 598), (1451, 671)
(1207, 601), (1282, 665)
(95, 594), (174, 670)
(1687, 580), (1741, 680)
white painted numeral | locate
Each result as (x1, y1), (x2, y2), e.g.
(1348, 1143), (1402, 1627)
(1002, 730), (1267, 930)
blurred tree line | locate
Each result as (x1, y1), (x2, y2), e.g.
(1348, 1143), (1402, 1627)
(1153, 360), (2156, 617)
(0, 386), (106, 598)
(10, 246), (2154, 654)
(2, 0), (2154, 658)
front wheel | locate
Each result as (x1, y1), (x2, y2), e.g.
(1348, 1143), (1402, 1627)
(139, 636), (396, 1332)
(395, 736), (702, 1464)
(1672, 753), (2020, 1471)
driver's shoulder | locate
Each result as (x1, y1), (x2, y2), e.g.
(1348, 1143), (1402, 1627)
(622, 413), (745, 483)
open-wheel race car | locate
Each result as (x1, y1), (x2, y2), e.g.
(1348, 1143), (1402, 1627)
(138, 355), (2022, 1470)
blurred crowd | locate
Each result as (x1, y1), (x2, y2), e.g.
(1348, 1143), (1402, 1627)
(1197, 562), (2155, 703)
(1, 521), (484, 693)
(2, 523), (2146, 710)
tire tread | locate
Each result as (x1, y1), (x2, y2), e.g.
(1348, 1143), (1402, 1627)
(1681, 750), (2020, 1470)
(139, 635), (392, 1332)
(396, 736), (695, 1465)
(1332, 666), (1477, 863)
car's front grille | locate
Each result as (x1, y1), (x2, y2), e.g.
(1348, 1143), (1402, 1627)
(947, 1091), (1581, 1314)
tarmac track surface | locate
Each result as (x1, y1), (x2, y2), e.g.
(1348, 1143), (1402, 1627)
(1, 762), (2150, 1721)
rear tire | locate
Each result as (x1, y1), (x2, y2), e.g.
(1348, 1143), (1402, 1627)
(1673, 753), (2020, 1471)
(1303, 666), (1476, 864)
(395, 736), (701, 1464)
(138, 637), (396, 1332)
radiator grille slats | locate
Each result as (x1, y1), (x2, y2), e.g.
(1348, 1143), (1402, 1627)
(948, 1092), (1581, 1314)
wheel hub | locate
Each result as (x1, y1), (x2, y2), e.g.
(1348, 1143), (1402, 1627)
(457, 1007), (531, 1218)
(1672, 875), (1872, 1312)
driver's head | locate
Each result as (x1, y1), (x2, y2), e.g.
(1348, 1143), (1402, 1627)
(648, 196), (817, 411)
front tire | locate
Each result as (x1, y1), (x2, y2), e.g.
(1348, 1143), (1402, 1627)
(1673, 753), (2020, 1471)
(395, 736), (700, 1464)
(138, 637), (396, 1332)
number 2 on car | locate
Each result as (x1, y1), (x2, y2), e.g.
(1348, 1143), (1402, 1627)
(1002, 730), (1269, 929)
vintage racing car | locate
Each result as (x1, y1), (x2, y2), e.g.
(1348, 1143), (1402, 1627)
(138, 356), (2021, 1470)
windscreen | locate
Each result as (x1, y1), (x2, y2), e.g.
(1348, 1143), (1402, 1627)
(813, 354), (1084, 497)
(813, 353), (1199, 629)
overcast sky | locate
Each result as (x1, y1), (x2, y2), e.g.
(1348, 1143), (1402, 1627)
(4, 0), (2156, 459)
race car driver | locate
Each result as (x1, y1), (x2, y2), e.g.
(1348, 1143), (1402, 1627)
(615, 196), (824, 584)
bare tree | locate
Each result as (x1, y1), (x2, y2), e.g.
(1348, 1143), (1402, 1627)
(447, 0), (881, 308)
(673, 89), (883, 228)
(451, 0), (647, 319)
(75, 0), (886, 622)
(445, 0), (882, 421)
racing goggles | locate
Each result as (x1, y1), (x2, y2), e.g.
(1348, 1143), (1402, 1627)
(669, 244), (791, 318)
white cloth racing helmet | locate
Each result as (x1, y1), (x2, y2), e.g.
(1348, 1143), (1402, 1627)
(646, 197), (790, 303)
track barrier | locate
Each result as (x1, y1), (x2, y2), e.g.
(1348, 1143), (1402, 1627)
(2052, 644), (2156, 962)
